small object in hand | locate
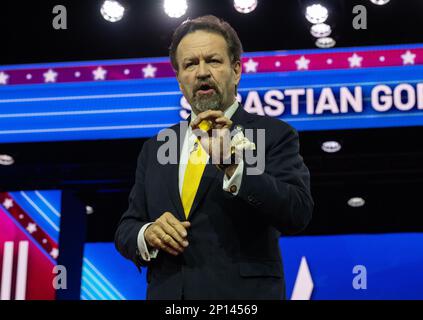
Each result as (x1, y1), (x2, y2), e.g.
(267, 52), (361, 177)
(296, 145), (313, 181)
(198, 120), (213, 132)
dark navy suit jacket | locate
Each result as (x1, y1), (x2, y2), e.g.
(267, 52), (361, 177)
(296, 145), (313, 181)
(114, 105), (314, 300)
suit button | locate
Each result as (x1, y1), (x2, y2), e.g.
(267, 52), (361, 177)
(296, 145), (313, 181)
(230, 185), (237, 193)
(247, 195), (261, 206)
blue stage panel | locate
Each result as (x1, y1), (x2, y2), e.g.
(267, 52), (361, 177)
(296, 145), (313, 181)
(1, 44), (423, 143)
(81, 233), (423, 300)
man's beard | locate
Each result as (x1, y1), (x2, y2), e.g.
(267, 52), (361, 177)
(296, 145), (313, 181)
(189, 82), (224, 114)
(191, 91), (223, 113)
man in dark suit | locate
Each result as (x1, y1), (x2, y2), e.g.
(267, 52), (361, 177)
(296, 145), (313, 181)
(114, 15), (313, 300)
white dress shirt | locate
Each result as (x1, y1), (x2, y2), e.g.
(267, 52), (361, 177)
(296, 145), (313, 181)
(137, 101), (244, 261)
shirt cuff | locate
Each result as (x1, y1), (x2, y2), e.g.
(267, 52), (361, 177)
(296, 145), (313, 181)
(137, 222), (159, 261)
(222, 159), (244, 196)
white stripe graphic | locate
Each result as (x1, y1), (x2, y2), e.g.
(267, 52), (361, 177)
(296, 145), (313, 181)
(0, 91), (182, 104)
(237, 79), (422, 92)
(83, 258), (126, 300)
(2, 110), (423, 137)
(1, 242), (14, 300)
(0, 79), (420, 104)
(81, 285), (97, 300)
(81, 276), (107, 300)
(20, 191), (60, 232)
(0, 123), (174, 135)
(35, 191), (61, 218)
(0, 106), (181, 118)
(15, 241), (29, 300)
(83, 267), (118, 300)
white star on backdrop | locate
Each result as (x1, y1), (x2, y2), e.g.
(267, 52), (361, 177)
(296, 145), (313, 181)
(43, 69), (58, 83)
(348, 53), (363, 68)
(26, 222), (37, 234)
(295, 56), (310, 70)
(0, 71), (10, 84)
(50, 248), (59, 259)
(93, 67), (107, 80)
(2, 198), (14, 209)
(243, 58), (259, 73)
(142, 64), (157, 78)
(401, 50), (416, 65)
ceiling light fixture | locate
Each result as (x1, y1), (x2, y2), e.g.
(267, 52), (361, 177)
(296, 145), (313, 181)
(310, 23), (332, 38)
(234, 0), (258, 14)
(316, 37), (336, 48)
(0, 154), (14, 166)
(348, 197), (366, 208)
(370, 0), (390, 5)
(321, 141), (342, 153)
(164, 0), (188, 18)
(100, 0), (125, 22)
(86, 206), (94, 215)
(305, 4), (328, 24)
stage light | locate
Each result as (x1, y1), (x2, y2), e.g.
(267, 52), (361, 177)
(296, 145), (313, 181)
(234, 0), (258, 14)
(316, 37), (336, 48)
(100, 0), (125, 22)
(310, 23), (331, 38)
(321, 141), (341, 153)
(306, 4), (328, 24)
(86, 206), (94, 215)
(164, 0), (188, 18)
(370, 0), (390, 5)
(0, 154), (14, 166)
(348, 197), (365, 208)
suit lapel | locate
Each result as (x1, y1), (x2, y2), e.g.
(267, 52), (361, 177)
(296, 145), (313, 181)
(229, 103), (254, 129)
(187, 161), (219, 219)
(165, 121), (187, 221)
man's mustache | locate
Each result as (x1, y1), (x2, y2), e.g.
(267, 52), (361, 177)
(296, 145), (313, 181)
(193, 82), (219, 94)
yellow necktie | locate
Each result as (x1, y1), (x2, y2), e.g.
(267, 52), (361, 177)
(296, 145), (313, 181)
(181, 140), (208, 218)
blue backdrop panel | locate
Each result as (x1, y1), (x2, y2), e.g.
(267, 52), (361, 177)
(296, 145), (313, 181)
(1, 45), (423, 143)
(81, 233), (423, 300)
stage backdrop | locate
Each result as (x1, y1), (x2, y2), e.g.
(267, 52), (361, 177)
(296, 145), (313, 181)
(0, 190), (61, 300)
(0, 44), (423, 143)
(2, 44), (423, 300)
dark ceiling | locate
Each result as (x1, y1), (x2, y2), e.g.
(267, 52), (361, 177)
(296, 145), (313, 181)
(1, 0), (423, 241)
(1, 0), (423, 65)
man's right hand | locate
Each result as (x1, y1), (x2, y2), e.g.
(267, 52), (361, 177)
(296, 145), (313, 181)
(144, 211), (190, 256)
